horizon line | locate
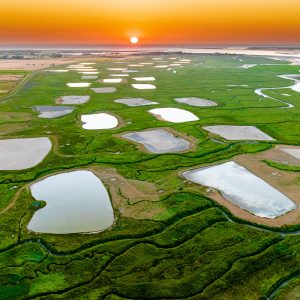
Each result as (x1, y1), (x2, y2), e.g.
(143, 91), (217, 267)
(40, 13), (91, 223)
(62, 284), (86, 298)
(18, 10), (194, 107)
(1, 43), (300, 51)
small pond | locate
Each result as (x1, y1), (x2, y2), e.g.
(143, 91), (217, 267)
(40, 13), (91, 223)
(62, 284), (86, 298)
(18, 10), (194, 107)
(91, 87), (117, 93)
(67, 83), (91, 88)
(133, 77), (156, 81)
(122, 129), (191, 153)
(60, 95), (90, 105)
(175, 97), (217, 107)
(149, 108), (199, 123)
(132, 84), (156, 90)
(81, 113), (119, 129)
(115, 98), (158, 107)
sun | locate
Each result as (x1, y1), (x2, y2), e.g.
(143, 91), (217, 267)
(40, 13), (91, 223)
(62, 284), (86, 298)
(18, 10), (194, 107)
(130, 37), (139, 44)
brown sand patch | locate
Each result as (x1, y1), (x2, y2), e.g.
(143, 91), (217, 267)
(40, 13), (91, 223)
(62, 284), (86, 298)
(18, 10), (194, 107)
(261, 144), (300, 167)
(0, 75), (23, 81)
(90, 167), (160, 219)
(0, 75), (25, 96)
(121, 202), (165, 220)
(55, 97), (63, 104)
(126, 180), (157, 199)
(0, 58), (94, 71)
(184, 146), (300, 227)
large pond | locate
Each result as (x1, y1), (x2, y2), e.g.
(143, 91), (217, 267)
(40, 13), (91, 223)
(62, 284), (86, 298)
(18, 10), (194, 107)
(182, 161), (297, 218)
(34, 106), (74, 118)
(0, 137), (52, 170)
(175, 97), (217, 107)
(115, 98), (158, 107)
(149, 108), (199, 123)
(27, 170), (114, 234)
(81, 113), (119, 129)
(203, 125), (275, 141)
(122, 129), (191, 153)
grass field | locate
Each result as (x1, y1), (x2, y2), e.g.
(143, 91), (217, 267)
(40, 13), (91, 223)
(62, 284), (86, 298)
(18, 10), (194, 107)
(0, 71), (28, 96)
(0, 54), (300, 299)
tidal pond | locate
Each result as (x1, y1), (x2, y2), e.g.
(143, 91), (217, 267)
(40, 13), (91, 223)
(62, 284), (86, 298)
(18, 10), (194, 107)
(81, 113), (119, 129)
(133, 77), (156, 81)
(149, 108), (199, 123)
(175, 97), (217, 107)
(27, 170), (114, 234)
(67, 83), (91, 88)
(131, 84), (156, 90)
(60, 95), (90, 105)
(81, 76), (98, 79)
(0, 137), (51, 170)
(91, 87), (116, 93)
(203, 125), (275, 141)
(110, 74), (129, 77)
(79, 72), (99, 75)
(182, 161), (297, 218)
(115, 98), (158, 107)
(34, 106), (74, 118)
(122, 129), (191, 153)
(102, 78), (123, 83)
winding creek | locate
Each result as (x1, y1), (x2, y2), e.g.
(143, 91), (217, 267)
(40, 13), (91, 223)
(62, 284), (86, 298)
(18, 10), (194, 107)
(255, 73), (300, 109)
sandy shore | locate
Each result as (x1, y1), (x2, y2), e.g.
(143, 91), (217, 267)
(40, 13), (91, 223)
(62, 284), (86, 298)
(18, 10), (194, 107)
(168, 48), (300, 61)
(0, 58), (97, 71)
(0, 74), (24, 81)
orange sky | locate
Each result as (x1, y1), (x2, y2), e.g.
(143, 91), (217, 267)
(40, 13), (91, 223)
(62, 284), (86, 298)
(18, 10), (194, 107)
(1, 0), (300, 45)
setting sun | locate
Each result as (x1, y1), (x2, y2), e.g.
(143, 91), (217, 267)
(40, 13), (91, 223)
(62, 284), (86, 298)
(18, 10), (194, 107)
(130, 37), (139, 44)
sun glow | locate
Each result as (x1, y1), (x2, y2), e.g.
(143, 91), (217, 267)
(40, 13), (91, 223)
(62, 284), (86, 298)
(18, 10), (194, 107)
(1, 0), (300, 45)
(130, 37), (139, 44)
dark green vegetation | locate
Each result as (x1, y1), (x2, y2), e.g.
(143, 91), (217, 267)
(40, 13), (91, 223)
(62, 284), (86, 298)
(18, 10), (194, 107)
(0, 54), (300, 299)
